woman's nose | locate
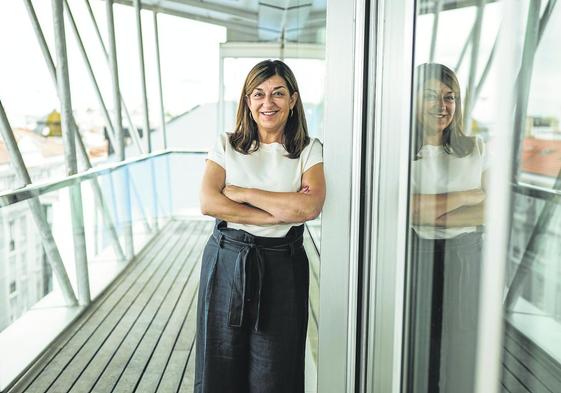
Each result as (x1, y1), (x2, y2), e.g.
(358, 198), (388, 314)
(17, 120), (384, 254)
(264, 94), (274, 105)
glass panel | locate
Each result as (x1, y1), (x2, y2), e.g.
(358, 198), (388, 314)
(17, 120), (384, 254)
(405, 1), (561, 392)
(503, 2), (561, 391)
(405, 1), (503, 392)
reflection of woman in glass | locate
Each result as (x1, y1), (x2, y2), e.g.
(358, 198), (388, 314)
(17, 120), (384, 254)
(410, 63), (487, 393)
(195, 60), (325, 393)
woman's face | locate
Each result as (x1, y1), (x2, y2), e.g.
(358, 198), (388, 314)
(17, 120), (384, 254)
(246, 75), (298, 136)
(417, 79), (456, 136)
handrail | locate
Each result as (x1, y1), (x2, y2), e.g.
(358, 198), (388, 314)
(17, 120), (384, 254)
(0, 149), (206, 207)
(513, 181), (561, 201)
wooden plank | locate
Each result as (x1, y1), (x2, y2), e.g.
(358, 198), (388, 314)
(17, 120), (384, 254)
(79, 222), (203, 393)
(65, 220), (201, 392)
(12, 220), (181, 393)
(160, 287), (200, 393)
(178, 337), (198, 393)
(504, 326), (561, 393)
(502, 365), (533, 393)
(137, 262), (201, 392)
(45, 221), (196, 393)
(113, 224), (209, 392)
(503, 348), (553, 393)
(21, 220), (188, 393)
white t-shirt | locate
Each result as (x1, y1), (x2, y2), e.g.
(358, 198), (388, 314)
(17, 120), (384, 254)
(411, 137), (488, 240)
(207, 133), (324, 237)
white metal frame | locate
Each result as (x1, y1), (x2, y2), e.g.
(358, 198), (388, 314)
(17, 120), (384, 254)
(365, 0), (416, 392)
(317, 1), (364, 392)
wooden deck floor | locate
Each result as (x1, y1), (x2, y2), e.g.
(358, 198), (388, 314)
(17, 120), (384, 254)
(8, 219), (319, 393)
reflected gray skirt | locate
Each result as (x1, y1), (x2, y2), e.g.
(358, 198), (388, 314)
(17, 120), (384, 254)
(410, 231), (483, 393)
(194, 220), (308, 393)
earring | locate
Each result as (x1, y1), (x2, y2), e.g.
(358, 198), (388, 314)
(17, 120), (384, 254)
(290, 109), (293, 118)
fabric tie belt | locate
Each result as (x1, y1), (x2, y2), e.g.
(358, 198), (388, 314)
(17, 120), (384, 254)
(213, 224), (303, 332)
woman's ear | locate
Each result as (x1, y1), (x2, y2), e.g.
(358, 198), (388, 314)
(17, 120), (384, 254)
(290, 91), (299, 108)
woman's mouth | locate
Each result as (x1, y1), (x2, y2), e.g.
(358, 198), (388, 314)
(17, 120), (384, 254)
(260, 111), (278, 116)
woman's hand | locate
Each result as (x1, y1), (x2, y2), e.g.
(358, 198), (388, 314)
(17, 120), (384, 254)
(462, 189), (485, 206)
(223, 185), (248, 204)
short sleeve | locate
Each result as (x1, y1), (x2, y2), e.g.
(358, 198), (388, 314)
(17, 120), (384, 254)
(207, 133), (226, 169)
(303, 138), (324, 172)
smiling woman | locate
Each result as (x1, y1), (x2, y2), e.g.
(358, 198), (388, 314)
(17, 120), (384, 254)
(409, 63), (488, 393)
(195, 59), (325, 393)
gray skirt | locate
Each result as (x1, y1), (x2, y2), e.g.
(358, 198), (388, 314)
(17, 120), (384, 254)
(194, 220), (309, 393)
(409, 231), (483, 393)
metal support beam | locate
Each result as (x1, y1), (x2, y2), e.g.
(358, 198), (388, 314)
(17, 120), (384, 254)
(52, 0), (90, 305)
(83, 0), (144, 155)
(65, 0), (153, 236)
(153, 11), (168, 149)
(134, 0), (159, 231)
(0, 101), (78, 306)
(106, 0), (135, 257)
(24, 0), (126, 263)
(106, 0), (124, 160)
(462, 0), (486, 134)
(474, 30), (498, 103)
(429, 0), (443, 62)
(537, 0), (558, 46)
(134, 0), (152, 153)
(511, 0), (541, 181)
(454, 24), (474, 72)
(62, 0), (118, 153)
(52, 0), (77, 175)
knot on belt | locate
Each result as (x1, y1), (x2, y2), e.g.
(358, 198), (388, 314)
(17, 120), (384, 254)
(214, 231), (301, 332)
(228, 242), (264, 331)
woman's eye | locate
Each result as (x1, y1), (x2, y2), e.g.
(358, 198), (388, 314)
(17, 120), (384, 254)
(252, 92), (264, 98)
(273, 91), (285, 97)
(445, 95), (455, 102)
(424, 93), (438, 101)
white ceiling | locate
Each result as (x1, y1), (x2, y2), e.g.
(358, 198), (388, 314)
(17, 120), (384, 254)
(115, 0), (327, 43)
(113, 0), (497, 43)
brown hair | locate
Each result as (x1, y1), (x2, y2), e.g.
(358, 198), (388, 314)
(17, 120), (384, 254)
(229, 60), (310, 159)
(414, 63), (475, 158)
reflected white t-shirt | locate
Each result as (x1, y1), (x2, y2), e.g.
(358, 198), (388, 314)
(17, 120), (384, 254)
(411, 137), (488, 240)
(207, 133), (323, 237)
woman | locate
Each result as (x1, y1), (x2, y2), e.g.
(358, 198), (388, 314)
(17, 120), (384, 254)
(195, 60), (325, 393)
(409, 63), (487, 393)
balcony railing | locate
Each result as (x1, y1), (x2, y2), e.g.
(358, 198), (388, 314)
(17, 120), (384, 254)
(0, 150), (206, 391)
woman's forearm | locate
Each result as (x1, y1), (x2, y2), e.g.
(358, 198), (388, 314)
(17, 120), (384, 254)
(434, 202), (485, 227)
(412, 189), (485, 225)
(200, 191), (278, 225)
(244, 188), (321, 224)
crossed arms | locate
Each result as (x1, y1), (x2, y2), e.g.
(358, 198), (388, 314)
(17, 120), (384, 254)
(199, 160), (326, 225)
(411, 182), (486, 228)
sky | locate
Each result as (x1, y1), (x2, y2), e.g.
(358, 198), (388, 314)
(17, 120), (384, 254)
(0, 1), (226, 128)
